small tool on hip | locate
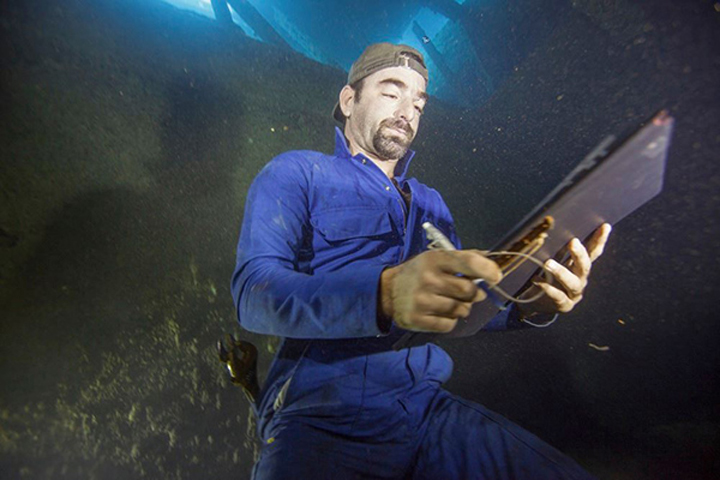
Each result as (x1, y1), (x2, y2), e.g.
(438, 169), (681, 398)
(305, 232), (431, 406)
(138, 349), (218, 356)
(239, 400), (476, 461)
(217, 333), (260, 404)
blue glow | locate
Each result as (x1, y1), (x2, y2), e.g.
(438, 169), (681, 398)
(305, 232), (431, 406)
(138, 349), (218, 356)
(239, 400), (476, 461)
(228, 4), (261, 41)
(159, 0), (262, 40)
(160, 0), (214, 19)
(156, 0), (485, 105)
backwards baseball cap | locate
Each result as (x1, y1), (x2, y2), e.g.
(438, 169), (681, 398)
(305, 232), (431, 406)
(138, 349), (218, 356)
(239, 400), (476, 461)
(333, 43), (429, 123)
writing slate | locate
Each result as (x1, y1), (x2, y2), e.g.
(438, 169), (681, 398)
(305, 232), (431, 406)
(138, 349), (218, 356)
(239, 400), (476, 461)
(394, 110), (674, 350)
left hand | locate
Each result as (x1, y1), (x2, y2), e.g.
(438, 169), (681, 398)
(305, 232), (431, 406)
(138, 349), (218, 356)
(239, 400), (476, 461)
(517, 223), (612, 317)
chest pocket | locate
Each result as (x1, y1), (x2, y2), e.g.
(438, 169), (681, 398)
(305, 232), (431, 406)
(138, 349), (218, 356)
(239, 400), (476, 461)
(311, 207), (395, 242)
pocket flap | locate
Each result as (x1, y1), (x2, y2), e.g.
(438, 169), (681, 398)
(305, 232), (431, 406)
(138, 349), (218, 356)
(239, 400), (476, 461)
(311, 208), (393, 241)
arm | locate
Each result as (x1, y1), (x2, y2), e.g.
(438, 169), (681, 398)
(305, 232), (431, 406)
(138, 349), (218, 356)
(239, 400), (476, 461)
(231, 154), (387, 339)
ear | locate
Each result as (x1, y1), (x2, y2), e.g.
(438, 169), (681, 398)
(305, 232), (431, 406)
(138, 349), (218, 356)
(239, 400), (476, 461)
(339, 85), (355, 119)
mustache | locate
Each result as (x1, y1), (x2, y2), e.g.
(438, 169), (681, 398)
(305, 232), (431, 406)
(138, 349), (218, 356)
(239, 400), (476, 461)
(381, 119), (414, 137)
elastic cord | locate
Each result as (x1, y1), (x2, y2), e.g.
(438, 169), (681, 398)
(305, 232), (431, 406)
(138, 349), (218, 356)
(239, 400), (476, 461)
(520, 313), (559, 327)
(480, 250), (556, 304)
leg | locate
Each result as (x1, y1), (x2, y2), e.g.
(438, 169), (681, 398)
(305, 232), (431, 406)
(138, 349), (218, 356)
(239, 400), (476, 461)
(252, 420), (415, 480)
(410, 390), (597, 480)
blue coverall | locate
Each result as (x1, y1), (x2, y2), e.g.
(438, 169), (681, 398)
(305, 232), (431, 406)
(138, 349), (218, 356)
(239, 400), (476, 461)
(231, 128), (596, 480)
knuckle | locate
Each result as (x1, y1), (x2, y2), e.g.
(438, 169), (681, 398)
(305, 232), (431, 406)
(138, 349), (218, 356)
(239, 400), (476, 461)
(460, 280), (477, 299)
(559, 300), (575, 313)
(415, 295), (431, 312)
(420, 270), (435, 286)
(423, 249), (438, 261)
(439, 319), (456, 333)
(458, 302), (472, 318)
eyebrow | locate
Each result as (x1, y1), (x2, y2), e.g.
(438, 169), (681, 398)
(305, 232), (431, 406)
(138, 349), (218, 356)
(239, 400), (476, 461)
(378, 78), (429, 102)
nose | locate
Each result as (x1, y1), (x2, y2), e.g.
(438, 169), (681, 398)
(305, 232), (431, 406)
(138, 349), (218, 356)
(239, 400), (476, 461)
(396, 97), (416, 123)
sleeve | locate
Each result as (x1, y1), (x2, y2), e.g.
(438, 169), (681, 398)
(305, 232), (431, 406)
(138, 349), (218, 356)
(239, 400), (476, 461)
(230, 153), (388, 339)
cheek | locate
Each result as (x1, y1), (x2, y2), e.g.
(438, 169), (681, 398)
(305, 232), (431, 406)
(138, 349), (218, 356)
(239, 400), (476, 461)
(411, 117), (421, 131)
(373, 101), (396, 119)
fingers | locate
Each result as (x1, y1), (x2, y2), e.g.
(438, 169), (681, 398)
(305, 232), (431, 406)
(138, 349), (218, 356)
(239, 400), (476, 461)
(407, 315), (458, 333)
(429, 274), (486, 303)
(533, 281), (577, 313)
(545, 224), (611, 298)
(587, 223), (612, 262)
(545, 259), (584, 299)
(394, 294), (468, 333)
(419, 294), (474, 319)
(439, 249), (503, 285)
(391, 249), (493, 333)
(506, 225), (611, 319)
(567, 238), (591, 281)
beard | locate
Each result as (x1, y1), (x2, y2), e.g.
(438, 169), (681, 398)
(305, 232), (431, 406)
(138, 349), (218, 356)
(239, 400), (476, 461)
(372, 119), (415, 160)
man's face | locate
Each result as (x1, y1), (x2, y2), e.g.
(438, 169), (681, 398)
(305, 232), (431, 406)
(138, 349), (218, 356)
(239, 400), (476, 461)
(343, 66), (428, 162)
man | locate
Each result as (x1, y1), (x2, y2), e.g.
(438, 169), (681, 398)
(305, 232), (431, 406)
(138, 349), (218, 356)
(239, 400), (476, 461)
(231, 43), (611, 480)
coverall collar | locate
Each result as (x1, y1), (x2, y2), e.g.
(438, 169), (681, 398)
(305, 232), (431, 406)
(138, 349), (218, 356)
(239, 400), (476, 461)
(333, 126), (416, 181)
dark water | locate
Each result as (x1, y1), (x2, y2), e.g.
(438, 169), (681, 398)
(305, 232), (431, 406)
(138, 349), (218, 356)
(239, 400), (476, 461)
(0, 0), (718, 478)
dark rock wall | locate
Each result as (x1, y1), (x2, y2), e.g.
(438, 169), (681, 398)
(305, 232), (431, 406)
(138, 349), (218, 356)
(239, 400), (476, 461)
(0, 0), (342, 478)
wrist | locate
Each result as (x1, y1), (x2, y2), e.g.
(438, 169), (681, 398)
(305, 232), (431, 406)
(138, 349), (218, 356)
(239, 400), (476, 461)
(379, 267), (397, 320)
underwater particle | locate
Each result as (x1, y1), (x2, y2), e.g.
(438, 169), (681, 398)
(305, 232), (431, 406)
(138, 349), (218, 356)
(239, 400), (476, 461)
(715, 3), (720, 12)
(588, 343), (610, 352)
(270, 127), (275, 132)
(267, 437), (275, 444)
(496, 127), (502, 132)
(472, 148), (477, 153)
(556, 94), (564, 101)
(190, 259), (198, 286)
(128, 403), (138, 422)
(283, 125), (289, 131)
(618, 319), (626, 325)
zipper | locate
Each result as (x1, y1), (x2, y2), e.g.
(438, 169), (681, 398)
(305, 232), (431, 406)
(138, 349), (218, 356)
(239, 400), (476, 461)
(389, 178), (411, 263)
(396, 197), (407, 234)
(353, 155), (410, 262)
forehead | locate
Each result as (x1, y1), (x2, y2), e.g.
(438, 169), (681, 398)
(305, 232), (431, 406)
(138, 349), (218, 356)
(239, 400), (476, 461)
(364, 66), (428, 97)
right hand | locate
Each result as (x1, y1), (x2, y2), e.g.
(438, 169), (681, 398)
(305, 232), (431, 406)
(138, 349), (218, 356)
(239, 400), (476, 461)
(379, 249), (503, 333)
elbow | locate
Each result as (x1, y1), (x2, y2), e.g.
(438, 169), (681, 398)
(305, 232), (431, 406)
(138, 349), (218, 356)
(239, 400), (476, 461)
(232, 273), (274, 336)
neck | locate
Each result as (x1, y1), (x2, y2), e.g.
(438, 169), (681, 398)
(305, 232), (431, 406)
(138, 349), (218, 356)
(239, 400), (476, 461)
(344, 132), (398, 180)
